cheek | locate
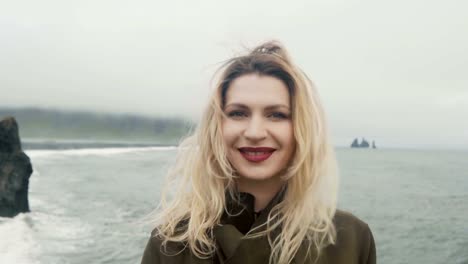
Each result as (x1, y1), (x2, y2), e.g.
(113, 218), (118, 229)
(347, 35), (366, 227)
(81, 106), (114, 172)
(288, 127), (295, 146)
(221, 124), (238, 165)
(221, 121), (237, 146)
(281, 123), (295, 153)
(275, 122), (294, 140)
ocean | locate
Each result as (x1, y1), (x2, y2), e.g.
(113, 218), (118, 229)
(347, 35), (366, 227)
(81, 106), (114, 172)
(1, 144), (467, 264)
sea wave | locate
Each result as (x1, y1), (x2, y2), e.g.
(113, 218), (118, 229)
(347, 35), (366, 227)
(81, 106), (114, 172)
(0, 214), (41, 264)
(22, 138), (174, 150)
(25, 146), (177, 158)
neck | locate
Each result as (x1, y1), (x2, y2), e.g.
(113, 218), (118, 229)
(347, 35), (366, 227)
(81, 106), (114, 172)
(236, 176), (285, 212)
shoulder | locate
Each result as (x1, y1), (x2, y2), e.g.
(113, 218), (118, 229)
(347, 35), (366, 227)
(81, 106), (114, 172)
(140, 228), (189, 264)
(141, 228), (162, 263)
(333, 209), (374, 246)
(320, 209), (376, 264)
(333, 209), (371, 234)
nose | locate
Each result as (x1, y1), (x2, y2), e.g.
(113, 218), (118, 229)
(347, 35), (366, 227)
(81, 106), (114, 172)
(243, 115), (267, 141)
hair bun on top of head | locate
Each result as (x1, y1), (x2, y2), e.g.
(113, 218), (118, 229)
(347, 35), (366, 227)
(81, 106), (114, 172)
(249, 41), (291, 62)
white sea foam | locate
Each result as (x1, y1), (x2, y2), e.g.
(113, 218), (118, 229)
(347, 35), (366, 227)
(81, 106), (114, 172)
(33, 211), (93, 252)
(25, 146), (177, 159)
(0, 214), (41, 264)
(0, 188), (97, 264)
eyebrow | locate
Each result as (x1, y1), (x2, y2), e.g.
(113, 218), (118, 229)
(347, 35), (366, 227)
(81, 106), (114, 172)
(224, 103), (290, 111)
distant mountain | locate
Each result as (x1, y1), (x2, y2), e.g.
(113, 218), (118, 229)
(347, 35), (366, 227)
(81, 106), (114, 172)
(0, 107), (193, 144)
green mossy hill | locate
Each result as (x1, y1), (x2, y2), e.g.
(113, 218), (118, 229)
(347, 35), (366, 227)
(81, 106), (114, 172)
(0, 107), (194, 144)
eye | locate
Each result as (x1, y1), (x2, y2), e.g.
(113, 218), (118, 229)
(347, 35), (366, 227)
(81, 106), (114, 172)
(227, 110), (247, 119)
(269, 112), (290, 119)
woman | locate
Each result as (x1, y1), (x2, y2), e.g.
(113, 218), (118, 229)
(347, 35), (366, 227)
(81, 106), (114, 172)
(141, 41), (376, 264)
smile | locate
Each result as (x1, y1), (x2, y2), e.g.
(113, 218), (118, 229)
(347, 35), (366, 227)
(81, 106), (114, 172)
(238, 147), (276, 162)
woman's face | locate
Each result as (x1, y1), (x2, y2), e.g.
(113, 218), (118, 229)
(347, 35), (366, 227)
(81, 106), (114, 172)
(222, 74), (295, 182)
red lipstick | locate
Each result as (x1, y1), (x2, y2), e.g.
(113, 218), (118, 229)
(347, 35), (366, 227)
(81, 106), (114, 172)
(238, 147), (275, 162)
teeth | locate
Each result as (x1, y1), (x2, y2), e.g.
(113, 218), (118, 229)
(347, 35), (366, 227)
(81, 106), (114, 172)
(244, 151), (269, 156)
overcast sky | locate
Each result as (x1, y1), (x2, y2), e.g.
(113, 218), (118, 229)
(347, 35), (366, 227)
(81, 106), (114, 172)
(1, 0), (467, 149)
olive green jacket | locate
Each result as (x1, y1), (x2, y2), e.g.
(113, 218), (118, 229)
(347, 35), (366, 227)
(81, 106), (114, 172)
(141, 193), (376, 264)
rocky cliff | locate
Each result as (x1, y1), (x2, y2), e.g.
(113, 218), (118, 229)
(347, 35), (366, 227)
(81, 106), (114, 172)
(0, 117), (33, 217)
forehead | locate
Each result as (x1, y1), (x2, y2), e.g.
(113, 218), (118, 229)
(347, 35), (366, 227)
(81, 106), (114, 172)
(225, 74), (290, 107)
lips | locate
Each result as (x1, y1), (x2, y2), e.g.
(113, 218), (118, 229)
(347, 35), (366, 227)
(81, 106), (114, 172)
(238, 147), (276, 162)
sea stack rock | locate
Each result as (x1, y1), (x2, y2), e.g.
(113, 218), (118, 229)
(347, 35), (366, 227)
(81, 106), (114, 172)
(351, 137), (373, 148)
(359, 138), (370, 148)
(0, 116), (33, 217)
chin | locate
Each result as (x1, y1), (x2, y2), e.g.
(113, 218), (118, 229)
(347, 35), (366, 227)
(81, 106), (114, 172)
(237, 170), (280, 182)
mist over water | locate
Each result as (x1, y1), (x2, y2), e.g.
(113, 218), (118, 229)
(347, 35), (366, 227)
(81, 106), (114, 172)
(1, 145), (467, 264)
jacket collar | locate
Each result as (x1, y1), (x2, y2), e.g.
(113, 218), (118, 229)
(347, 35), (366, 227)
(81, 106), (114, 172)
(213, 188), (287, 262)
